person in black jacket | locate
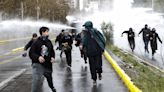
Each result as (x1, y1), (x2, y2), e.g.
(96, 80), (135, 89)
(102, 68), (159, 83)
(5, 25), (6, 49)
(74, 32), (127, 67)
(22, 33), (38, 57)
(61, 32), (73, 67)
(75, 31), (87, 64)
(149, 28), (162, 56)
(81, 21), (106, 85)
(121, 28), (135, 52)
(138, 24), (151, 53)
(55, 30), (65, 57)
(29, 27), (56, 92)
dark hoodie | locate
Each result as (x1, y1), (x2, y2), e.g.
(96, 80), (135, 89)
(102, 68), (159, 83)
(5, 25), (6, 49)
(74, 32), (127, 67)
(29, 36), (55, 70)
(82, 21), (106, 57)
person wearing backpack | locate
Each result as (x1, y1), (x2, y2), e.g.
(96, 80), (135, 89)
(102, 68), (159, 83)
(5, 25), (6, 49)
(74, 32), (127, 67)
(81, 21), (106, 85)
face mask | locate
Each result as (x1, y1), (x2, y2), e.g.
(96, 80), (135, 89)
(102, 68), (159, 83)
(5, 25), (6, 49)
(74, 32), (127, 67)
(41, 35), (49, 40)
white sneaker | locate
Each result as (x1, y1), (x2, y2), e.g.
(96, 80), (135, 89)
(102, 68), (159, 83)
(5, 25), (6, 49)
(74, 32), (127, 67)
(93, 80), (97, 85)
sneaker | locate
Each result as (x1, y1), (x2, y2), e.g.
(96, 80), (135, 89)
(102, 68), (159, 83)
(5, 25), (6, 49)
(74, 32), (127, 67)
(52, 88), (56, 92)
(93, 80), (97, 85)
(60, 54), (62, 58)
(67, 64), (71, 68)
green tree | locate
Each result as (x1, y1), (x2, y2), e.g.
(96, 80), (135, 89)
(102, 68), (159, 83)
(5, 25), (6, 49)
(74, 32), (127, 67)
(0, 0), (70, 22)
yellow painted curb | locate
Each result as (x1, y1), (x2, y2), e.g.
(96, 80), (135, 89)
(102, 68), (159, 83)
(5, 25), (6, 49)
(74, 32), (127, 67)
(103, 50), (142, 92)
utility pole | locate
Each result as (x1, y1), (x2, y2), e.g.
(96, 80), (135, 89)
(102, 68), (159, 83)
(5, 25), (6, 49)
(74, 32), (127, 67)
(21, 1), (24, 20)
(36, 0), (40, 20)
(152, 0), (154, 12)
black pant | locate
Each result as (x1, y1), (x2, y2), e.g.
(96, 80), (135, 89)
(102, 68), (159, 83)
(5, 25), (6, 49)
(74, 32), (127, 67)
(143, 38), (150, 52)
(64, 50), (72, 66)
(80, 49), (87, 61)
(128, 38), (135, 51)
(43, 69), (54, 89)
(88, 54), (102, 81)
(32, 64), (54, 92)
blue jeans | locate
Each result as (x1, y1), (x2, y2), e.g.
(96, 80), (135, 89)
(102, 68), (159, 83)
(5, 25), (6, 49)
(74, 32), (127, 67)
(31, 63), (54, 92)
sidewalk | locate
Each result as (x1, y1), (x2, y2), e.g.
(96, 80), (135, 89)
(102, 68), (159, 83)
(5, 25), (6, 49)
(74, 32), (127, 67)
(0, 47), (127, 92)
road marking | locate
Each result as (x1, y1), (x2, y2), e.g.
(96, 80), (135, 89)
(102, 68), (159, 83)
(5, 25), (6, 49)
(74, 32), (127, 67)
(0, 47), (24, 59)
(0, 69), (26, 90)
(0, 56), (21, 65)
(0, 52), (12, 59)
(12, 47), (24, 52)
(0, 38), (56, 59)
(0, 37), (30, 44)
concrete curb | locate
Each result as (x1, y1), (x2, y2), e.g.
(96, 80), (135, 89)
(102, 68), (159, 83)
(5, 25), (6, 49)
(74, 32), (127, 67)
(122, 49), (164, 73)
(0, 69), (27, 90)
(103, 50), (142, 92)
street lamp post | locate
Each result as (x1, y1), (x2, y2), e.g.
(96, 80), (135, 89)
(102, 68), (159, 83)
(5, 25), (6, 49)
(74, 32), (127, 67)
(36, 0), (40, 20)
(152, 0), (154, 11)
(21, 1), (24, 20)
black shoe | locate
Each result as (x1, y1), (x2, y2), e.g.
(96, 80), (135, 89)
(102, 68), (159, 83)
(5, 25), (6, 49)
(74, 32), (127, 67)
(60, 54), (62, 58)
(98, 73), (102, 80)
(85, 60), (87, 64)
(52, 88), (56, 92)
(81, 54), (84, 58)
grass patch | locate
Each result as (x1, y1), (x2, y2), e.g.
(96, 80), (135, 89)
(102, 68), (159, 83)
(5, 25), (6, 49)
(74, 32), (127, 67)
(107, 45), (164, 92)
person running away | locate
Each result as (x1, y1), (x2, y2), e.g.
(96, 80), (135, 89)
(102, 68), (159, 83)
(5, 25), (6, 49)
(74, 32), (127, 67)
(121, 28), (135, 52)
(55, 29), (65, 57)
(81, 21), (106, 85)
(22, 33), (38, 57)
(61, 31), (73, 67)
(29, 27), (56, 92)
(138, 24), (151, 53)
(149, 28), (162, 56)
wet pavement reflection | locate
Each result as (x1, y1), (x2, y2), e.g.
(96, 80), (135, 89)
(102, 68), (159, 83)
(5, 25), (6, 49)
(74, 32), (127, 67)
(41, 46), (127, 92)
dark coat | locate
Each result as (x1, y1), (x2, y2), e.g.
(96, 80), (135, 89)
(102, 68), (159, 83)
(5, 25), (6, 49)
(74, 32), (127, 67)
(61, 34), (73, 51)
(75, 33), (82, 47)
(24, 39), (36, 50)
(149, 32), (162, 51)
(82, 31), (102, 57)
(122, 31), (135, 41)
(29, 36), (55, 70)
(55, 33), (64, 46)
(82, 21), (106, 57)
(139, 28), (151, 41)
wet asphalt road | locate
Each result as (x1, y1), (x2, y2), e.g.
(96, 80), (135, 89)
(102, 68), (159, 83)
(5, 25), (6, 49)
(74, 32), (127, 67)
(0, 38), (127, 92)
(0, 39), (30, 84)
(41, 46), (127, 92)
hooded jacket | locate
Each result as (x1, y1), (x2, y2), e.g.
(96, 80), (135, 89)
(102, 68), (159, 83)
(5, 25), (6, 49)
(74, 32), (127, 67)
(82, 21), (106, 57)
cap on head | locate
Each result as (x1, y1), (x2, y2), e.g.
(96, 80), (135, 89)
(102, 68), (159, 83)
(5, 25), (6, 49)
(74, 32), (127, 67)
(39, 26), (49, 35)
(83, 21), (93, 29)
